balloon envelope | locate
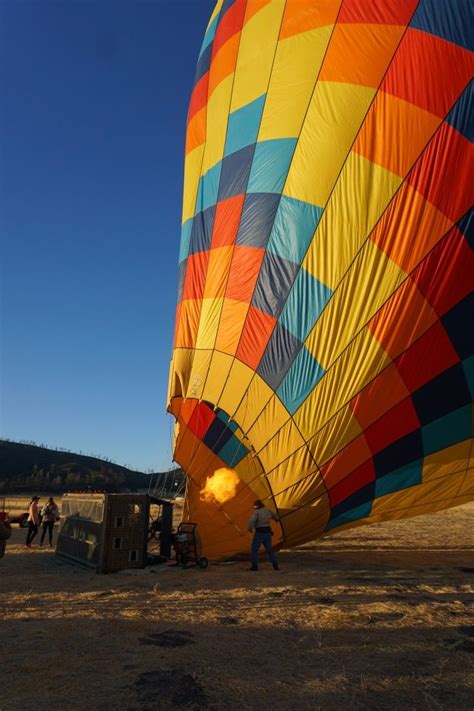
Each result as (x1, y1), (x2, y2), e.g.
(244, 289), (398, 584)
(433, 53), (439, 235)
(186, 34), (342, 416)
(168, 0), (474, 559)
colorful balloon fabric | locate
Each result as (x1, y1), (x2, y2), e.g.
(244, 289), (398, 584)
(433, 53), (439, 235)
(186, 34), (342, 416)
(168, 0), (474, 559)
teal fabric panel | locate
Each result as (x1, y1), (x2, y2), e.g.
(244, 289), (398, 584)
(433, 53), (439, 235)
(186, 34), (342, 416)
(422, 405), (472, 456)
(196, 161), (222, 213)
(267, 195), (322, 264)
(462, 355), (474, 398)
(247, 138), (297, 194)
(219, 435), (248, 467)
(280, 268), (332, 341)
(277, 345), (325, 414)
(327, 501), (372, 530)
(179, 218), (193, 262)
(224, 95), (265, 156)
(375, 460), (423, 498)
(198, 14), (219, 59)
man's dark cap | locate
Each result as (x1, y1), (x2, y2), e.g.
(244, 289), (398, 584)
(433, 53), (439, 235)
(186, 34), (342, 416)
(253, 499), (263, 508)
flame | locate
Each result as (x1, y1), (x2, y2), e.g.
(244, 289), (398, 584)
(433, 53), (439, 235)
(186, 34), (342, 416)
(200, 467), (239, 505)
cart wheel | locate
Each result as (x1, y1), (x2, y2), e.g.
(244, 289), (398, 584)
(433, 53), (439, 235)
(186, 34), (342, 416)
(0, 522), (12, 541)
(197, 557), (208, 569)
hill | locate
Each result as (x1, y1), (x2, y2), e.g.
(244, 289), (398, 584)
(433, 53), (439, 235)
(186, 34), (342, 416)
(0, 440), (184, 494)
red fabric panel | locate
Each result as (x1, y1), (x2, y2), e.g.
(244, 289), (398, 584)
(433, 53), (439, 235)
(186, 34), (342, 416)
(236, 306), (276, 370)
(211, 0), (246, 60)
(226, 246), (265, 302)
(182, 251), (209, 301)
(212, 194), (245, 248)
(328, 459), (375, 507)
(350, 362), (409, 429)
(381, 29), (473, 117)
(365, 397), (420, 455)
(395, 321), (460, 392)
(407, 122), (474, 222)
(188, 402), (215, 440)
(321, 433), (372, 489)
(412, 226), (474, 316)
(338, 0), (417, 25)
(188, 72), (209, 123)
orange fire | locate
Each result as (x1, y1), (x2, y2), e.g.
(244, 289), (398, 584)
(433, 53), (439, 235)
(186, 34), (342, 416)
(200, 467), (240, 505)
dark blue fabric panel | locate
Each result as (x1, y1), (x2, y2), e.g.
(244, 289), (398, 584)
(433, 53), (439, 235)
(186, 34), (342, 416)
(457, 207), (473, 249)
(411, 0), (473, 51)
(330, 482), (375, 519)
(189, 205), (215, 255)
(194, 42), (212, 87)
(177, 259), (187, 302)
(257, 323), (302, 390)
(236, 192), (281, 248)
(374, 430), (424, 478)
(218, 144), (255, 201)
(203, 417), (234, 453)
(445, 82), (473, 142)
(412, 362), (471, 426)
(252, 251), (299, 317)
(441, 293), (474, 360)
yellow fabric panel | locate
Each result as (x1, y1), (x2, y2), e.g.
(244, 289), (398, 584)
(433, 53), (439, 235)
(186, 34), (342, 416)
(182, 144), (205, 222)
(233, 455), (272, 502)
(413, 471), (470, 506)
(258, 26), (332, 141)
(185, 349), (213, 400)
(307, 240), (407, 369)
(168, 347), (194, 402)
(203, 246), (234, 299)
(267, 449), (324, 505)
(202, 74), (234, 174)
(215, 298), (250, 355)
(230, 0), (286, 112)
(277, 495), (330, 547)
(304, 153), (401, 290)
(233, 373), (274, 432)
(256, 418), (306, 467)
(422, 441), (472, 483)
(200, 350), (234, 407)
(245, 393), (292, 454)
(195, 298), (223, 350)
(217, 359), (254, 418)
(309, 405), (363, 467)
(297, 328), (391, 439)
(284, 82), (375, 207)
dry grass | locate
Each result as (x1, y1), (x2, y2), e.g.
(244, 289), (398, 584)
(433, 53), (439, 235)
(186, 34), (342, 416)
(1, 502), (473, 710)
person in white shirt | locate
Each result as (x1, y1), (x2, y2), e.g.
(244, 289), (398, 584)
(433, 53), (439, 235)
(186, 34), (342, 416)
(247, 499), (280, 571)
(25, 496), (40, 547)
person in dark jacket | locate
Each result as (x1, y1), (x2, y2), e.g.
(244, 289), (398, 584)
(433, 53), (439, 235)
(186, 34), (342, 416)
(247, 499), (280, 571)
(40, 497), (60, 547)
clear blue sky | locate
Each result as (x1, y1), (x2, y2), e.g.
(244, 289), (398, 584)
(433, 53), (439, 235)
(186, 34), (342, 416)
(1, 0), (215, 471)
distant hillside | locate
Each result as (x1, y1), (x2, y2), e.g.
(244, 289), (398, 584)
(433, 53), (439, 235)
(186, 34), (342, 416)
(0, 440), (185, 495)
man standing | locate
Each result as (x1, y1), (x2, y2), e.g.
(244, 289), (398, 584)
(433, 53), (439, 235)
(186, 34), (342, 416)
(25, 495), (40, 547)
(247, 499), (280, 571)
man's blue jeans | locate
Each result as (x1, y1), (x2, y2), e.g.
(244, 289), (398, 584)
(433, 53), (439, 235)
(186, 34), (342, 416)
(251, 530), (278, 567)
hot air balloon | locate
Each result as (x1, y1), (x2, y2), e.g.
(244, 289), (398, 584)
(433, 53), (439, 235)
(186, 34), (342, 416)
(167, 0), (474, 560)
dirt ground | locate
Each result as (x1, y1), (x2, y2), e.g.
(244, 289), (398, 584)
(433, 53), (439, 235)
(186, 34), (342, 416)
(1, 501), (473, 710)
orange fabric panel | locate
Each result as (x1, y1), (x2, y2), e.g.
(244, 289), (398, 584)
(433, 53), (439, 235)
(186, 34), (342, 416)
(321, 433), (372, 489)
(204, 246), (234, 298)
(188, 72), (209, 122)
(182, 251), (209, 301)
(180, 398), (198, 426)
(215, 298), (250, 355)
(236, 305), (276, 370)
(211, 0), (246, 59)
(371, 184), (452, 273)
(211, 194), (245, 248)
(174, 299), (201, 349)
(338, 0), (417, 25)
(208, 32), (240, 97)
(320, 23), (404, 88)
(185, 105), (207, 155)
(226, 245), (264, 302)
(368, 279), (438, 359)
(350, 362), (409, 429)
(407, 123), (474, 222)
(382, 29), (474, 118)
(279, 0), (341, 40)
(353, 91), (440, 177)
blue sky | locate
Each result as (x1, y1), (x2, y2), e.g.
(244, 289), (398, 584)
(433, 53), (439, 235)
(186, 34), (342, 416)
(1, 0), (215, 471)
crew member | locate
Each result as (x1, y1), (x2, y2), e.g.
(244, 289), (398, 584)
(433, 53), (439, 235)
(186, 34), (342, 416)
(247, 499), (279, 571)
